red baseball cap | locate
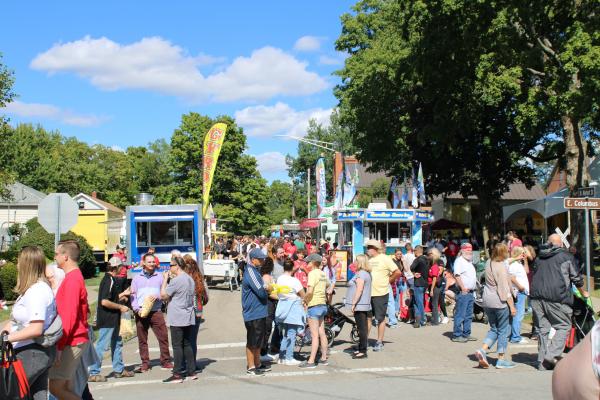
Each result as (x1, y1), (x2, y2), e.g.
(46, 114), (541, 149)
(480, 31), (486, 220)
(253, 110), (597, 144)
(461, 243), (473, 251)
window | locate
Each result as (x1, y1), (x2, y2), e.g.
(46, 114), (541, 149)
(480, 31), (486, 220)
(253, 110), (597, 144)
(135, 220), (195, 247)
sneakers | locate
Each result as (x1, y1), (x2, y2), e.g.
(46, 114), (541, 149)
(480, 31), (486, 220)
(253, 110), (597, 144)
(539, 359), (556, 371)
(186, 374), (198, 381)
(246, 367), (264, 376)
(475, 349), (489, 369)
(88, 375), (107, 383)
(372, 341), (384, 352)
(134, 364), (150, 373)
(451, 336), (468, 343)
(387, 324), (399, 329)
(441, 317), (449, 324)
(318, 359), (329, 366)
(513, 338), (529, 344)
(260, 353), (279, 363)
(282, 359), (301, 366)
(114, 369), (134, 378)
(258, 364), (271, 372)
(496, 359), (516, 369)
(162, 374), (184, 383)
(298, 361), (317, 369)
(466, 336), (478, 342)
(160, 362), (175, 370)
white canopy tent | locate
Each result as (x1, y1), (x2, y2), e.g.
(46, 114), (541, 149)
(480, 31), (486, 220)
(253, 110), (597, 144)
(502, 188), (570, 238)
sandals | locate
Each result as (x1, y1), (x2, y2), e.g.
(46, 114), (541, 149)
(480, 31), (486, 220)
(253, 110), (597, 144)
(352, 352), (368, 359)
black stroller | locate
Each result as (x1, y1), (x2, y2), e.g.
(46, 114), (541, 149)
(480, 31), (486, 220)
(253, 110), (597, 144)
(296, 303), (359, 352)
(565, 293), (596, 352)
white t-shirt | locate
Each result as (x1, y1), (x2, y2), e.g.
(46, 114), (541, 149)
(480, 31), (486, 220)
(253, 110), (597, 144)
(10, 281), (56, 349)
(508, 261), (529, 295)
(276, 274), (303, 301)
(453, 256), (477, 290)
(404, 252), (416, 268)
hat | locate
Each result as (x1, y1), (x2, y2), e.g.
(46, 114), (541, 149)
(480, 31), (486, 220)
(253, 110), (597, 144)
(108, 256), (123, 267)
(366, 239), (382, 250)
(249, 248), (266, 260)
(116, 243), (125, 250)
(461, 243), (473, 251)
(305, 253), (323, 263)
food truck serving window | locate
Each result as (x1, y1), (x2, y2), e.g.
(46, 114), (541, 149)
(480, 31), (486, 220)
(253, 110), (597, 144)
(136, 220), (194, 246)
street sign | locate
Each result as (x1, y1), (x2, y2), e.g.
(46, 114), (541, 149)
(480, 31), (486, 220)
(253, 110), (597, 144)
(571, 187), (596, 198)
(38, 193), (79, 247)
(563, 197), (600, 209)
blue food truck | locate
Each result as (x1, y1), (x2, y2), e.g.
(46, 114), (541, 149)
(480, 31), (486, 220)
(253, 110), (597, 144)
(126, 204), (203, 272)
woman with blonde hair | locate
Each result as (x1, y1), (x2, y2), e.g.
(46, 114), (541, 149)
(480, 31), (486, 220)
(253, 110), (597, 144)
(475, 243), (517, 369)
(1, 246), (57, 400)
(507, 246), (529, 344)
(344, 254), (372, 359)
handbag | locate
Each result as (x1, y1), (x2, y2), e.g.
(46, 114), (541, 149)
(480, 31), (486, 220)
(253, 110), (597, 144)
(33, 313), (63, 348)
(0, 332), (31, 400)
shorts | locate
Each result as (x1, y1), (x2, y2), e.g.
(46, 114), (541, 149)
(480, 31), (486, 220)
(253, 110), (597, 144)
(371, 295), (388, 323)
(48, 341), (88, 381)
(244, 318), (267, 349)
(307, 304), (328, 321)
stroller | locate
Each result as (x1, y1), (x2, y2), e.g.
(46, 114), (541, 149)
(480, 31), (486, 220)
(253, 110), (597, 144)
(565, 292), (596, 352)
(296, 303), (359, 352)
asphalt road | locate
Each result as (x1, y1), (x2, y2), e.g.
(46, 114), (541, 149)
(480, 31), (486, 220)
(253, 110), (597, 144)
(89, 285), (552, 400)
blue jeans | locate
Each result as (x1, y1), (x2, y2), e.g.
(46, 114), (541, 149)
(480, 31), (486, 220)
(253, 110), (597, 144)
(510, 293), (527, 342)
(413, 286), (426, 325)
(387, 286), (398, 326)
(453, 292), (474, 338)
(279, 324), (301, 361)
(88, 327), (124, 375)
(483, 307), (510, 354)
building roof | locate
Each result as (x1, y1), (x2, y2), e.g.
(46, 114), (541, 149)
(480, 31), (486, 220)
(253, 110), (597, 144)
(0, 182), (47, 206)
(440, 183), (546, 201)
(73, 193), (124, 214)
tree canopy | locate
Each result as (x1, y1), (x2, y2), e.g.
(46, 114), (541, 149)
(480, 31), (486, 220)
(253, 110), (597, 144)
(335, 0), (600, 239)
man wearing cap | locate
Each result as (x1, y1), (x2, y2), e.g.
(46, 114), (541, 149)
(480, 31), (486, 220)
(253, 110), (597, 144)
(451, 243), (477, 342)
(366, 239), (401, 352)
(242, 248), (273, 375)
(88, 257), (134, 382)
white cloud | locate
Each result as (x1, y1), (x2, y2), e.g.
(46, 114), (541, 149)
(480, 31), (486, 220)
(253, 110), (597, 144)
(31, 36), (328, 103)
(294, 36), (322, 52)
(2, 100), (107, 127)
(235, 102), (332, 138)
(254, 151), (287, 174)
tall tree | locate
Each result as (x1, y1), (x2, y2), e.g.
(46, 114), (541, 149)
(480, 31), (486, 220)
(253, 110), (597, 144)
(166, 113), (270, 234)
(335, 0), (599, 245)
(0, 54), (16, 199)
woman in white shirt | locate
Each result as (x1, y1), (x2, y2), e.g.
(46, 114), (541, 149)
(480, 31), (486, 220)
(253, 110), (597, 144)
(507, 246), (529, 344)
(1, 246), (57, 400)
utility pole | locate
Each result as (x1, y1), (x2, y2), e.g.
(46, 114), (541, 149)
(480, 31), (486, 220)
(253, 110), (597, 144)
(307, 167), (311, 218)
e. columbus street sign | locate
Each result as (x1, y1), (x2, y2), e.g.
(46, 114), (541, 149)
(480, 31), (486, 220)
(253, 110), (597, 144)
(563, 197), (600, 209)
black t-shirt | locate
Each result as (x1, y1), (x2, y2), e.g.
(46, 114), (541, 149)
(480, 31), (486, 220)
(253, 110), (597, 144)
(410, 255), (431, 287)
(96, 273), (121, 329)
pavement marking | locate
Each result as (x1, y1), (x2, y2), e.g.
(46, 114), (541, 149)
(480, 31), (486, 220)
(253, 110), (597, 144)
(100, 357), (248, 369)
(138, 341), (247, 353)
(92, 366), (420, 390)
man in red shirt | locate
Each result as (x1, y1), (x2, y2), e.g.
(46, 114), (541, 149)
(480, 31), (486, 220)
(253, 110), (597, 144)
(49, 240), (90, 400)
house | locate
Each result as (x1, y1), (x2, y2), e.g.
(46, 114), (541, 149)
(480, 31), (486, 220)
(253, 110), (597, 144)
(0, 182), (46, 249)
(71, 192), (125, 264)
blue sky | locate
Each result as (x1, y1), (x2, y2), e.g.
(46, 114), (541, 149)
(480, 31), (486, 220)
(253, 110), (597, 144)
(0, 1), (355, 182)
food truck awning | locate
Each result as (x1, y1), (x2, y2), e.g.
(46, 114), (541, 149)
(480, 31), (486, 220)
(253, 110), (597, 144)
(300, 218), (324, 229)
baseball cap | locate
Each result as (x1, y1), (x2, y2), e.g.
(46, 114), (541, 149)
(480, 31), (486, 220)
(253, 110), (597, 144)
(108, 256), (123, 267)
(461, 243), (473, 251)
(249, 248), (266, 260)
(366, 239), (382, 250)
(116, 243), (125, 250)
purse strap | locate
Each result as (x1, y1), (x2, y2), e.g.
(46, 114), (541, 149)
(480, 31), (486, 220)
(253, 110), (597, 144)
(0, 331), (16, 363)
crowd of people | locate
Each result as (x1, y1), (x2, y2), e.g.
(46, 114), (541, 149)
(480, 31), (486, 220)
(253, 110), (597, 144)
(0, 240), (208, 399)
(1, 227), (597, 398)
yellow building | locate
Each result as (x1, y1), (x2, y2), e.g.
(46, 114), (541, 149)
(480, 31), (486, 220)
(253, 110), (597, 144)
(71, 192), (125, 264)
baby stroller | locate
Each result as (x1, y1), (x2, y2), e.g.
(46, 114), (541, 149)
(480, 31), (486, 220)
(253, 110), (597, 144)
(565, 292), (596, 352)
(296, 303), (359, 352)
(473, 276), (488, 323)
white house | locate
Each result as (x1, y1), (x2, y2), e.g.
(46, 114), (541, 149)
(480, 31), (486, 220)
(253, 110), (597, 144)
(0, 182), (47, 249)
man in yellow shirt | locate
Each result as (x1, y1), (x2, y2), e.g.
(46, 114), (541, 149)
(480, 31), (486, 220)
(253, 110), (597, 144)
(366, 239), (401, 352)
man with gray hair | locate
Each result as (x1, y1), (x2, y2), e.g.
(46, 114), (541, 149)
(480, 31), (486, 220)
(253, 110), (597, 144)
(530, 233), (588, 371)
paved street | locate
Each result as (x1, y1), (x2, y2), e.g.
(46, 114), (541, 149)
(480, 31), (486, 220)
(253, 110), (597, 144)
(89, 286), (552, 400)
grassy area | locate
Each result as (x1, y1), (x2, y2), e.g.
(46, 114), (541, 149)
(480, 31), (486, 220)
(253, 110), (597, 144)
(85, 274), (103, 289)
(0, 305), (11, 323)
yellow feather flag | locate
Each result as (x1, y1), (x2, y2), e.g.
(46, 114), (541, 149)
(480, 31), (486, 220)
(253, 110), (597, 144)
(202, 123), (228, 217)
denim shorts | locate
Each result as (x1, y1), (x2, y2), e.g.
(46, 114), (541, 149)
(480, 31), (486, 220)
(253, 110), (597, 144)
(307, 304), (328, 320)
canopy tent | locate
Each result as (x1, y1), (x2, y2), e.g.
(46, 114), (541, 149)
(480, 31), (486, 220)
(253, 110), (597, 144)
(502, 188), (569, 222)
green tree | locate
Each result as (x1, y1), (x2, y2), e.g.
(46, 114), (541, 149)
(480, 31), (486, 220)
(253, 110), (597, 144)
(335, 0), (600, 245)
(357, 176), (390, 207)
(165, 113), (269, 234)
(0, 54), (16, 199)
